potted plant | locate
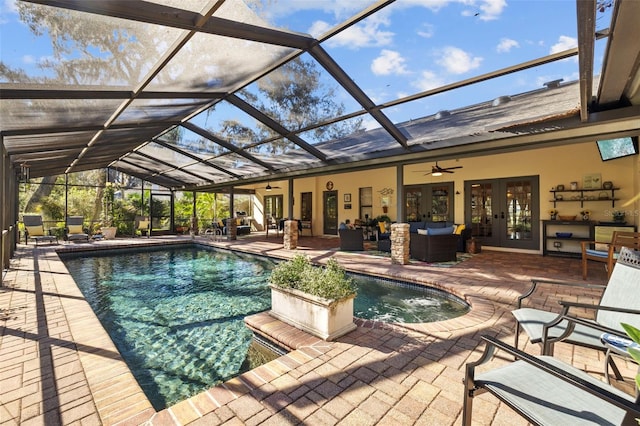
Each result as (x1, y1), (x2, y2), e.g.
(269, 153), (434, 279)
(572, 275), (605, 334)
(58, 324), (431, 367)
(613, 211), (626, 223)
(269, 255), (357, 341)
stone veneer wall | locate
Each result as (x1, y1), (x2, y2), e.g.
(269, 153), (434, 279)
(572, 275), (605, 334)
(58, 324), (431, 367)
(284, 219), (299, 250)
(226, 218), (237, 240)
(390, 223), (409, 265)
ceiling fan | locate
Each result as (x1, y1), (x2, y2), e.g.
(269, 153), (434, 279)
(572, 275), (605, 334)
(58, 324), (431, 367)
(262, 182), (281, 191)
(428, 162), (463, 176)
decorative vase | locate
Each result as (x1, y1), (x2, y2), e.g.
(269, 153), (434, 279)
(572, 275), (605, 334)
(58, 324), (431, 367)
(582, 214), (589, 221)
(550, 214), (557, 220)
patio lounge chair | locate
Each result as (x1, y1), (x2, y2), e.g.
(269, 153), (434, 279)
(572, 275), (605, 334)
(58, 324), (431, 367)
(135, 216), (150, 237)
(23, 214), (58, 246)
(66, 216), (89, 242)
(512, 247), (640, 360)
(463, 335), (640, 425)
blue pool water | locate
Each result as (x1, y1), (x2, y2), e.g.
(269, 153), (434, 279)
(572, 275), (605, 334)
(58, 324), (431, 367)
(61, 245), (467, 409)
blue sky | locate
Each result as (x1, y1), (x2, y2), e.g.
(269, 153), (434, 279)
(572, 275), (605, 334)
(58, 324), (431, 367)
(1, 0), (613, 131)
(259, 0), (612, 127)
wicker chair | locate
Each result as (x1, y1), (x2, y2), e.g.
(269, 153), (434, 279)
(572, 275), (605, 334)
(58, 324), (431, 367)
(339, 229), (364, 251)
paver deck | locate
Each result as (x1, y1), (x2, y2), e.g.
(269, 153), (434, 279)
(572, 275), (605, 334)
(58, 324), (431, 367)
(1, 233), (637, 425)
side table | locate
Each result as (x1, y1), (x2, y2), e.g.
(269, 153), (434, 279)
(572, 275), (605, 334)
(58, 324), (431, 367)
(600, 332), (640, 395)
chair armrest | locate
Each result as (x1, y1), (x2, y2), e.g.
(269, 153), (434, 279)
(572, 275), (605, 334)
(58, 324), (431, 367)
(517, 279), (606, 308)
(467, 335), (640, 412)
(558, 301), (640, 316)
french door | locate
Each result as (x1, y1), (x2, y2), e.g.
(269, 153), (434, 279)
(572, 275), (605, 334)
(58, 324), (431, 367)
(465, 176), (539, 250)
(404, 182), (454, 222)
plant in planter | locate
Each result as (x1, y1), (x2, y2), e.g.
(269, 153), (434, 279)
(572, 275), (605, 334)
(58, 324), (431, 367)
(613, 211), (626, 223)
(269, 255), (357, 341)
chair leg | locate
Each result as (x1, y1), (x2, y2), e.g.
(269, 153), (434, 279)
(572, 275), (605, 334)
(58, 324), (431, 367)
(582, 256), (588, 280)
(605, 352), (624, 382)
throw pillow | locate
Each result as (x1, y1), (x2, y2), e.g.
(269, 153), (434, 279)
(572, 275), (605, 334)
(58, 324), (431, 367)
(379, 222), (386, 234)
(417, 229), (428, 235)
(68, 225), (83, 234)
(427, 225), (456, 235)
(455, 224), (466, 235)
(27, 226), (44, 236)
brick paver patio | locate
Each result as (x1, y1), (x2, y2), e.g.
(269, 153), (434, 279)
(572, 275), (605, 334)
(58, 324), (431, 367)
(1, 234), (636, 425)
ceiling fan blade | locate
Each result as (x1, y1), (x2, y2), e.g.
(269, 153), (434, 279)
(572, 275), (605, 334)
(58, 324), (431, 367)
(442, 166), (463, 170)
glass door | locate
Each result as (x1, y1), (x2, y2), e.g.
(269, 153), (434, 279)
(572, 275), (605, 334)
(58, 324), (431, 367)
(465, 176), (539, 249)
(404, 183), (454, 222)
(323, 191), (338, 235)
(150, 193), (171, 233)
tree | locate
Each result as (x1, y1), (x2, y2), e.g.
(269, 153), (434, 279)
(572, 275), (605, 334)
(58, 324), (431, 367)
(217, 57), (364, 155)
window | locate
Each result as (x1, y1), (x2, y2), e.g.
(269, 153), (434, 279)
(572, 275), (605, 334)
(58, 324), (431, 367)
(359, 187), (372, 221)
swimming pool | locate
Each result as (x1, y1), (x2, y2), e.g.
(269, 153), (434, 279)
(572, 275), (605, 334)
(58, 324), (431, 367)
(61, 245), (467, 409)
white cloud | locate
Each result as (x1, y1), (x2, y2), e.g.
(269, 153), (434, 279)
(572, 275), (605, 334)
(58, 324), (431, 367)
(22, 55), (35, 64)
(550, 35), (577, 54)
(412, 70), (446, 92)
(371, 50), (409, 76)
(436, 46), (482, 74)
(308, 20), (332, 39)
(417, 23), (435, 38)
(477, 0), (507, 21)
(496, 38), (519, 53)
(361, 117), (379, 131)
(313, 14), (394, 49)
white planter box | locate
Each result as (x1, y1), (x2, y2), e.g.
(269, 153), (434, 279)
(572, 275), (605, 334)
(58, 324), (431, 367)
(269, 285), (356, 341)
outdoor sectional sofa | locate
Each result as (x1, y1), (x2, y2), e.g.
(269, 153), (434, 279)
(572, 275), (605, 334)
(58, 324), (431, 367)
(408, 221), (471, 262)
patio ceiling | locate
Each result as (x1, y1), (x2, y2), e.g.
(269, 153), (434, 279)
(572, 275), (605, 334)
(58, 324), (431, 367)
(2, 0), (640, 191)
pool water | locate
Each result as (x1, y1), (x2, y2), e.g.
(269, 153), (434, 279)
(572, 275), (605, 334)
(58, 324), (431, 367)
(352, 277), (469, 323)
(61, 246), (468, 409)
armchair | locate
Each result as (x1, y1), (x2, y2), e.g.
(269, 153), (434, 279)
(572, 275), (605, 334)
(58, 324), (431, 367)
(581, 230), (640, 279)
(463, 335), (640, 425)
(409, 225), (459, 262)
(339, 228), (364, 251)
(512, 247), (640, 369)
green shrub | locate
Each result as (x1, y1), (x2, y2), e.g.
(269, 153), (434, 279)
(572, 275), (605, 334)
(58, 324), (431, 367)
(270, 255), (356, 300)
(621, 322), (640, 390)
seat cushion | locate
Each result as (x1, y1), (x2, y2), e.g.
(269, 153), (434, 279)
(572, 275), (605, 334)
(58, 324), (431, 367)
(26, 225), (45, 236)
(585, 249), (609, 258)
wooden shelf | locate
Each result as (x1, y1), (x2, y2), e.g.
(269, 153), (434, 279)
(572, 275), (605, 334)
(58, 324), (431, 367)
(550, 188), (619, 208)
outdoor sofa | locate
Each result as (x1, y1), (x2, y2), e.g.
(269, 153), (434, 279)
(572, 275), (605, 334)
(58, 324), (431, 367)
(407, 221), (470, 262)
